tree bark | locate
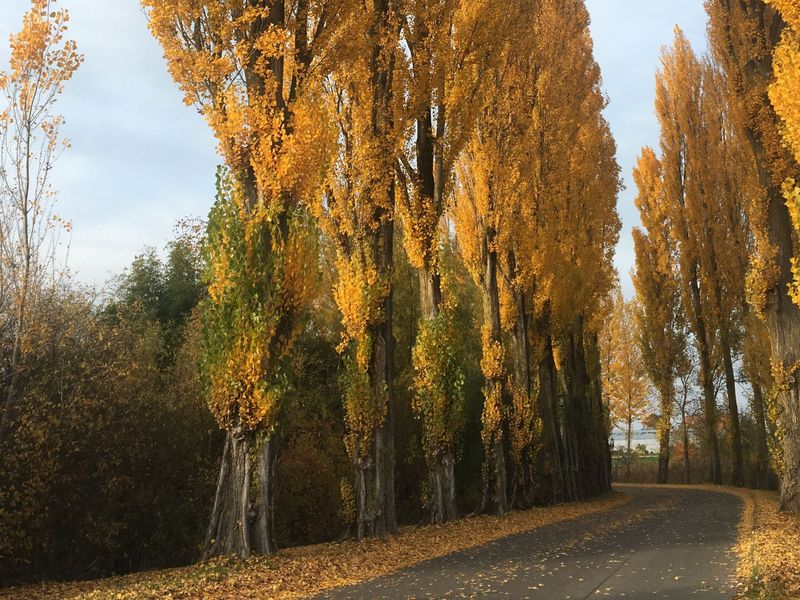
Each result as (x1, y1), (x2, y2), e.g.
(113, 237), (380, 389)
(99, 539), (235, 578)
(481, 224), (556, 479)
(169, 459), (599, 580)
(508, 252), (535, 509)
(585, 331), (612, 493)
(657, 413), (670, 484)
(751, 382), (774, 490)
(721, 338), (744, 486)
(417, 267), (457, 524)
(478, 244), (507, 516)
(682, 409), (691, 484)
(355, 214), (396, 538)
(559, 317), (606, 498)
(689, 267), (721, 484)
(626, 413), (633, 480)
(764, 190), (800, 512)
(203, 430), (279, 559)
(350, 0), (398, 538)
(534, 313), (565, 505)
(708, 0), (799, 511)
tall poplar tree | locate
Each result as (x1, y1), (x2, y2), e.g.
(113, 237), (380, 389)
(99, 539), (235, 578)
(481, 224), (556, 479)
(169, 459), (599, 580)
(396, 0), (511, 524)
(707, 0), (800, 509)
(142, 0), (350, 557)
(317, 1), (402, 538)
(655, 29), (723, 484)
(632, 148), (689, 484)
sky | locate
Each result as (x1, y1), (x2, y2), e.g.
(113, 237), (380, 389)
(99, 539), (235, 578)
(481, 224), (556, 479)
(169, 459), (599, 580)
(0, 1), (710, 293)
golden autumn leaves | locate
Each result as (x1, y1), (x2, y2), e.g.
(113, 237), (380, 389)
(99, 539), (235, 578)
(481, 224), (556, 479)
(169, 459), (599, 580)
(766, 0), (800, 308)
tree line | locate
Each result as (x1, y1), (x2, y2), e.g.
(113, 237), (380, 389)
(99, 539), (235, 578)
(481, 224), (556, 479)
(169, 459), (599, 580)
(0, 0), (799, 586)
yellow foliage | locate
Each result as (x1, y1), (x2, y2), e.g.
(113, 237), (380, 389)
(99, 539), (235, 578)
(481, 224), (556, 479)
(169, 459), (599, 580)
(479, 325), (504, 381)
(508, 385), (542, 465)
(481, 383), (504, 449)
(768, 0), (800, 165)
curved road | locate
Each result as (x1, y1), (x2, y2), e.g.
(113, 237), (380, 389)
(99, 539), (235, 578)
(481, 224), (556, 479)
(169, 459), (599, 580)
(317, 486), (742, 599)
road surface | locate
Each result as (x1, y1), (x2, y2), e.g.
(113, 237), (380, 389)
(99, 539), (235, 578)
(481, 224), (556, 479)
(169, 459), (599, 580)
(316, 485), (742, 599)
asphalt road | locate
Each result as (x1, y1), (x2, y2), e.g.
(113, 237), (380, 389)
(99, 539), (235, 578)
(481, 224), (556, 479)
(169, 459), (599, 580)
(316, 485), (742, 599)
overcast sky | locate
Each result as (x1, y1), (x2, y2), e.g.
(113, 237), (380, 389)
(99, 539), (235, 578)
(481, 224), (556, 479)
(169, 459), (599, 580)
(0, 1), (709, 294)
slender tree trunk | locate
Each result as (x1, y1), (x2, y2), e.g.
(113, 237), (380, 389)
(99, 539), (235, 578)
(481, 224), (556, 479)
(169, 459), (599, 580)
(507, 252), (535, 508)
(725, 28), (800, 507)
(751, 382), (774, 490)
(682, 407), (691, 484)
(689, 268), (721, 484)
(657, 413), (670, 484)
(559, 318), (598, 499)
(626, 413), (633, 479)
(478, 244), (507, 516)
(357, 214), (396, 538)
(763, 191), (800, 512)
(584, 327), (612, 494)
(721, 337), (744, 486)
(351, 0), (397, 537)
(0, 183), (32, 446)
(418, 267), (457, 523)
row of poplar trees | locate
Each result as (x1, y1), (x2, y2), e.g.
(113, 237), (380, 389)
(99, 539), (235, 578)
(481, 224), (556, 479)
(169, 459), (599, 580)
(141, 0), (621, 559)
(631, 0), (800, 512)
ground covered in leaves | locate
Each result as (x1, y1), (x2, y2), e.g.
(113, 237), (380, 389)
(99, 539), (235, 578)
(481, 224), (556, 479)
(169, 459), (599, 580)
(733, 487), (800, 599)
(0, 493), (628, 599)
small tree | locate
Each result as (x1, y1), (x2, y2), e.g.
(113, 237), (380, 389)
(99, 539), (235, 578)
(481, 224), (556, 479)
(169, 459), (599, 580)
(602, 290), (651, 477)
(0, 0), (82, 442)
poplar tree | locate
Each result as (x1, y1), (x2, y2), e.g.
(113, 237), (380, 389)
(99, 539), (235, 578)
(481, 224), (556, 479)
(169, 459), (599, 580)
(601, 291), (651, 479)
(142, 0), (349, 557)
(707, 0), (800, 509)
(655, 29), (723, 484)
(632, 148), (689, 484)
(317, 0), (401, 538)
(396, 0), (510, 524)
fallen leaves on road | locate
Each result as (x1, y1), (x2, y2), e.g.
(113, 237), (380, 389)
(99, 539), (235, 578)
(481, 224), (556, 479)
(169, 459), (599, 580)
(733, 488), (800, 600)
(0, 493), (629, 600)
(617, 483), (800, 600)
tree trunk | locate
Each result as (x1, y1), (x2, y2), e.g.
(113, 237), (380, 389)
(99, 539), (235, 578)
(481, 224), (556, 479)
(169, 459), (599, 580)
(689, 268), (721, 484)
(478, 245), (507, 516)
(585, 329), (612, 494)
(715, 7), (800, 507)
(626, 413), (633, 480)
(657, 417), (670, 484)
(764, 190), (800, 512)
(751, 382), (774, 490)
(534, 317), (565, 505)
(560, 318), (601, 499)
(655, 381), (673, 484)
(417, 267), (458, 523)
(682, 408), (691, 484)
(721, 337), (744, 487)
(355, 215), (397, 539)
(508, 253), (535, 508)
(254, 433), (277, 555)
(351, 0), (397, 537)
(203, 431), (279, 559)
